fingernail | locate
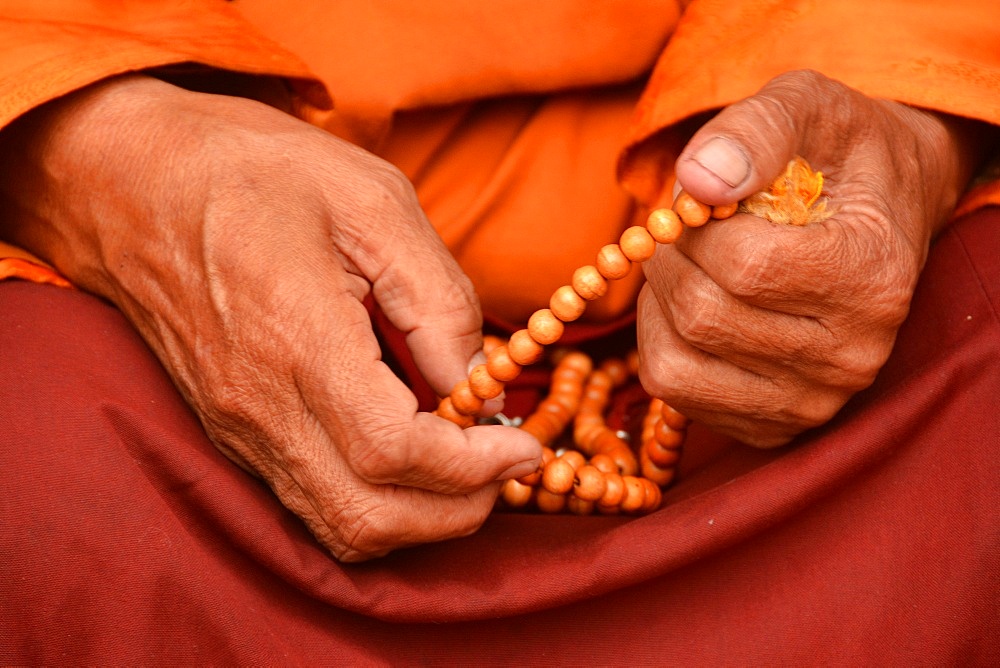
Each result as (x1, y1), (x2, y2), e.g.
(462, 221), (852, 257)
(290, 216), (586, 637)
(498, 459), (540, 481)
(467, 350), (488, 375)
(691, 137), (750, 188)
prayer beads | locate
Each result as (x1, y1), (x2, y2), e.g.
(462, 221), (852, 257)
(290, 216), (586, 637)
(433, 158), (829, 515)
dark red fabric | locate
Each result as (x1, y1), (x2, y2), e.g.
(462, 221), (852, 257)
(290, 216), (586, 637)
(2, 208), (998, 664)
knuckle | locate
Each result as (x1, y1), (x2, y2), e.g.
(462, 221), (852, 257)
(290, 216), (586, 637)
(347, 426), (410, 484)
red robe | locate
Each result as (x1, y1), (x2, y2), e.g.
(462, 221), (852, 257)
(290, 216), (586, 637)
(1, 1), (998, 662)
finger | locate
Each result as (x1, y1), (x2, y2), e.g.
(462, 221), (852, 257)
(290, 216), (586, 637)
(326, 159), (487, 399)
(296, 287), (540, 494)
(285, 461), (504, 562)
(674, 70), (853, 206)
(635, 285), (842, 447)
(643, 241), (874, 388)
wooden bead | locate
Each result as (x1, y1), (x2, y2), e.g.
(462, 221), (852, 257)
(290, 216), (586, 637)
(558, 449), (587, 472)
(640, 478), (664, 513)
(434, 397), (475, 428)
(598, 472), (625, 507)
(486, 345), (522, 382)
(482, 335), (505, 354)
(620, 476), (646, 513)
(559, 350), (593, 376)
(573, 465), (608, 502)
(673, 191), (712, 227)
(507, 329), (545, 365)
(549, 285), (587, 322)
(535, 488), (567, 514)
(572, 265), (608, 301)
(646, 208), (683, 244)
(661, 403), (690, 430)
(527, 309), (564, 346)
(566, 495), (595, 516)
(645, 439), (682, 468)
(641, 447), (677, 486)
(449, 380), (484, 416)
(654, 419), (685, 448)
(606, 446), (638, 477)
(541, 458), (575, 494)
(599, 358), (629, 387)
(501, 479), (533, 508)
(596, 244), (632, 280)
(626, 349), (641, 375)
(619, 226), (656, 262)
(588, 452), (618, 474)
(469, 364), (504, 400)
(712, 202), (739, 219)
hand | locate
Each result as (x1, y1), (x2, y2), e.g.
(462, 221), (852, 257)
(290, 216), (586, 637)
(637, 69), (987, 447)
(0, 75), (541, 560)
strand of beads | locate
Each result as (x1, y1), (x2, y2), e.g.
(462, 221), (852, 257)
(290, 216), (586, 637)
(433, 187), (741, 514)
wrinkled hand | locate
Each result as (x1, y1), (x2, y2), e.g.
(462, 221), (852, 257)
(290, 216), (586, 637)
(638, 70), (985, 447)
(0, 75), (540, 560)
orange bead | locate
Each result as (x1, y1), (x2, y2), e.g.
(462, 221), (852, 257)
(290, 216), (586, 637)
(527, 309), (564, 346)
(645, 208), (684, 244)
(588, 452), (618, 474)
(599, 358), (629, 387)
(641, 448), (677, 487)
(434, 397), (475, 428)
(572, 265), (609, 301)
(640, 478), (664, 513)
(661, 403), (690, 430)
(620, 476), (646, 513)
(486, 345), (522, 382)
(517, 446), (555, 486)
(549, 285), (587, 322)
(618, 226), (656, 263)
(673, 191), (712, 227)
(573, 465), (608, 502)
(559, 350), (593, 376)
(535, 488), (568, 514)
(596, 244), (632, 280)
(468, 364), (504, 400)
(566, 495), (595, 516)
(712, 202), (739, 219)
(593, 429), (625, 455)
(507, 329), (545, 366)
(645, 439), (682, 468)
(558, 449), (587, 472)
(450, 380), (484, 416)
(598, 472), (625, 507)
(482, 335), (505, 354)
(501, 479), (533, 508)
(587, 369), (614, 393)
(607, 446), (638, 477)
(541, 458), (575, 494)
(654, 419), (685, 449)
(626, 349), (641, 375)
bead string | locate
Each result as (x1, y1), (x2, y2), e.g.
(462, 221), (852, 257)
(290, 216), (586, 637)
(433, 158), (829, 515)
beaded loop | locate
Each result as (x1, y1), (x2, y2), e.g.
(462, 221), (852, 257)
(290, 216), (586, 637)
(435, 158), (827, 515)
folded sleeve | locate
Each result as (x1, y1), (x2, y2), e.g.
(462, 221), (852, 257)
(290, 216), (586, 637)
(619, 0), (1000, 209)
(0, 0), (329, 131)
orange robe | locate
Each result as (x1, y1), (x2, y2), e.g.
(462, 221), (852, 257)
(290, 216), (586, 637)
(1, 3), (999, 664)
(1, 0), (998, 324)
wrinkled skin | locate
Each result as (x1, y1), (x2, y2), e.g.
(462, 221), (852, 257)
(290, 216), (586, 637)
(0, 69), (989, 558)
(638, 70), (989, 447)
(0, 75), (541, 561)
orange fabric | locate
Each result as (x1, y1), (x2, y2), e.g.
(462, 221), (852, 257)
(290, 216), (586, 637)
(619, 0), (1000, 208)
(1, 0), (999, 324)
(0, 0), (327, 131)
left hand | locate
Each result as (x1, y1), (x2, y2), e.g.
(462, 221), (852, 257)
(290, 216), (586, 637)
(637, 69), (989, 447)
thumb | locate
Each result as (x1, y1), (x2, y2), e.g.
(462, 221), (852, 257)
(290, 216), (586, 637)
(673, 70), (832, 206)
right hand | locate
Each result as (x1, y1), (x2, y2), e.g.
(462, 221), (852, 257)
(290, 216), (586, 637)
(0, 74), (541, 561)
